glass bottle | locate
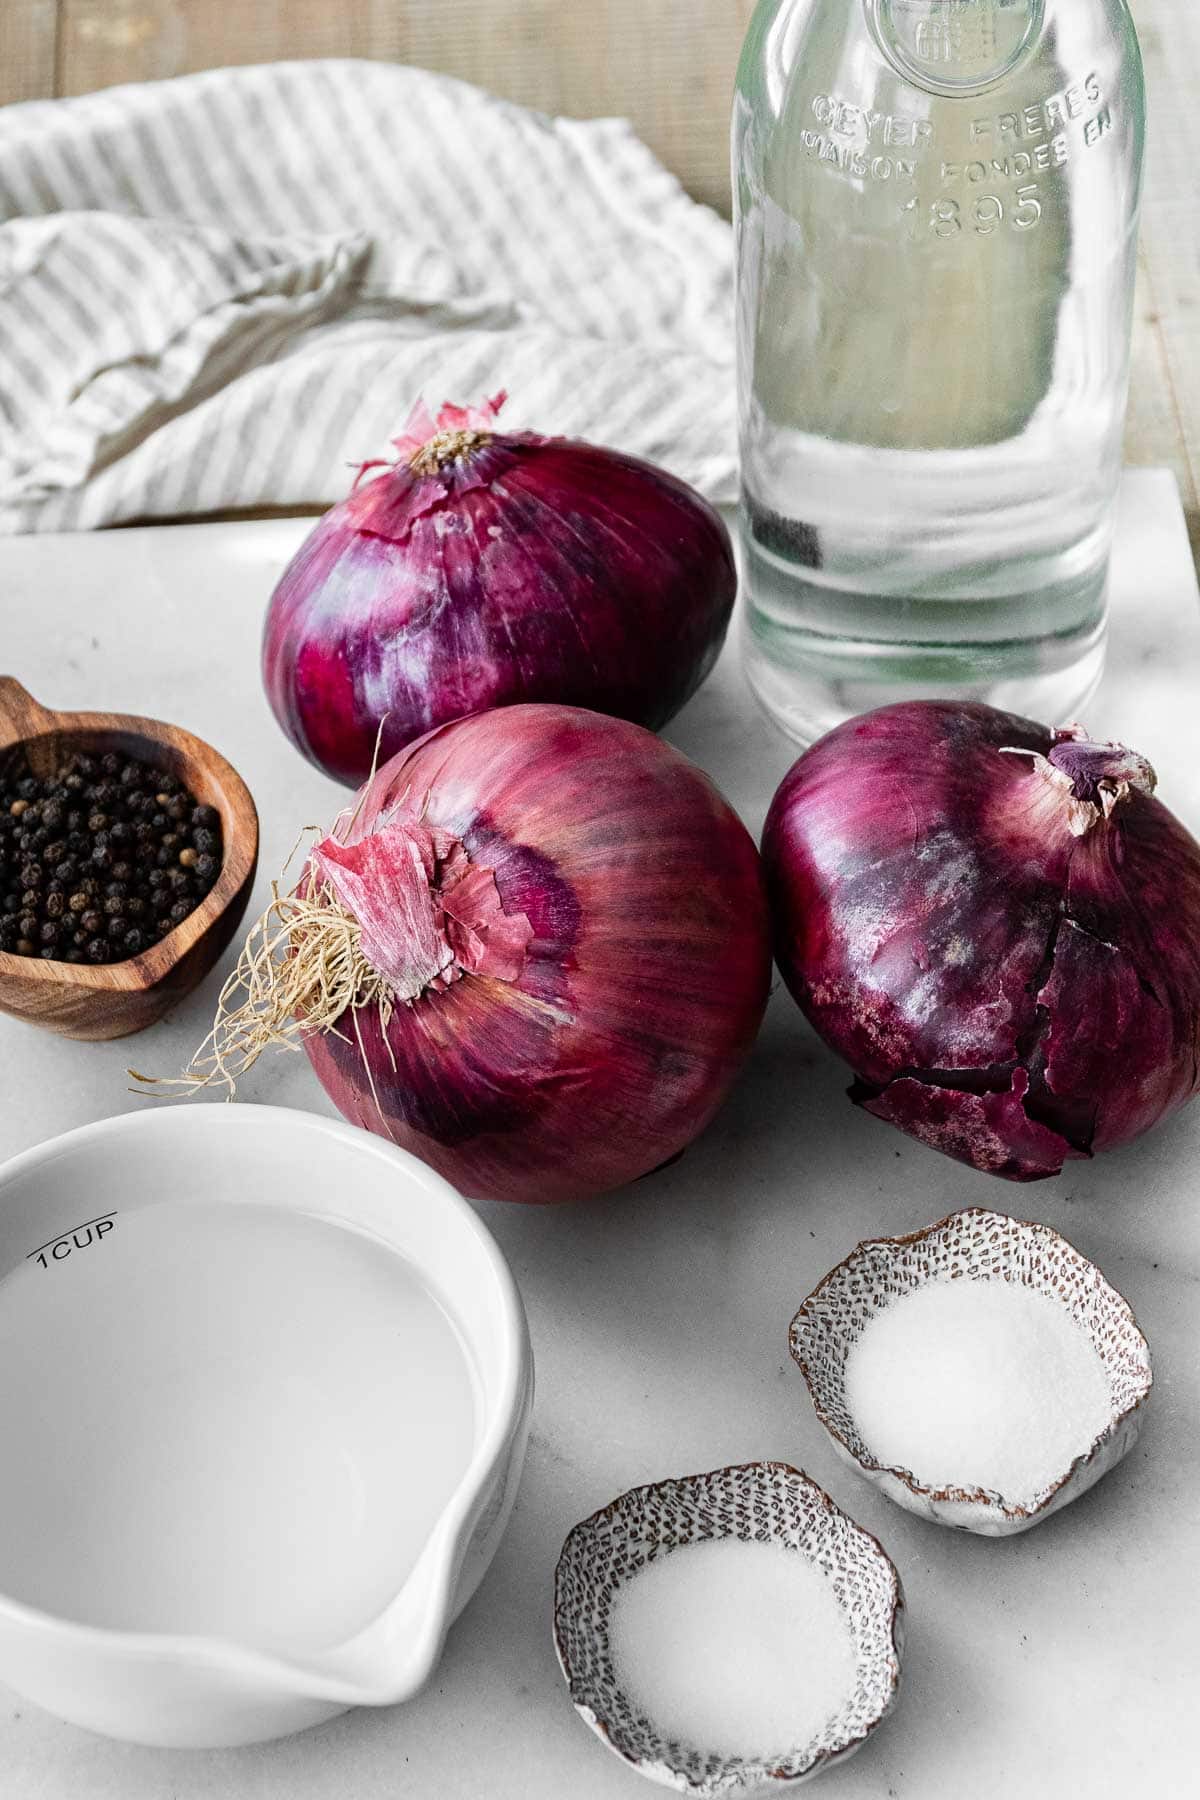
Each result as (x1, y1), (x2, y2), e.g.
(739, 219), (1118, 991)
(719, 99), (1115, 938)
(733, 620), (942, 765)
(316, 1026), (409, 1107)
(733, 0), (1146, 742)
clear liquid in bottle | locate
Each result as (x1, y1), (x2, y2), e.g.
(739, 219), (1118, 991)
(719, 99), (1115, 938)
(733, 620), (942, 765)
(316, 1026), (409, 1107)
(733, 0), (1146, 742)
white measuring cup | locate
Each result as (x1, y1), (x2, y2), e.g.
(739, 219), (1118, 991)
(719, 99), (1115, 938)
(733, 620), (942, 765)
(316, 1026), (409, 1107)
(0, 1105), (532, 1746)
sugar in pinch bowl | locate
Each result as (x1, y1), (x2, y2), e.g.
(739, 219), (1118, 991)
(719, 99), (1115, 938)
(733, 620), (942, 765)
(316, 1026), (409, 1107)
(790, 1207), (1153, 1537)
(553, 1463), (903, 1796)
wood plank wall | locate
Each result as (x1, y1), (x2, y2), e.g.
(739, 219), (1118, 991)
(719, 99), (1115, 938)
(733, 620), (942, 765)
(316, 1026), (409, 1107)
(1, 1), (1195, 556)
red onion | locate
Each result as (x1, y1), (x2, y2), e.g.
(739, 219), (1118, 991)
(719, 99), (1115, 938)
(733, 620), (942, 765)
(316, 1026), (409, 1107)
(262, 395), (736, 787)
(173, 705), (770, 1204)
(763, 701), (1200, 1181)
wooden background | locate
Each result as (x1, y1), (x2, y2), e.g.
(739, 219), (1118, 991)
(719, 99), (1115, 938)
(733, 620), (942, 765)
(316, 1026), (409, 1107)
(0, 0), (1196, 562)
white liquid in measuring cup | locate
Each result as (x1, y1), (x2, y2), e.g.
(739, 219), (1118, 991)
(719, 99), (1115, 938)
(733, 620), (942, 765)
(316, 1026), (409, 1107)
(0, 1201), (479, 1651)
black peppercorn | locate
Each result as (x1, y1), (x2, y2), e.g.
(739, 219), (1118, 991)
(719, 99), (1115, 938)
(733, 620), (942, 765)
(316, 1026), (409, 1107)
(1, 743), (221, 966)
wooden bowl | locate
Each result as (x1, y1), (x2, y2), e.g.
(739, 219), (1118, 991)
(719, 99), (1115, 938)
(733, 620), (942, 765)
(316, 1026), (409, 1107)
(0, 677), (259, 1041)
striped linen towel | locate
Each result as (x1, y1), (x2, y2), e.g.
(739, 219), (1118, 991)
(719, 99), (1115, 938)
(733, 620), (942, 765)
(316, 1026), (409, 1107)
(0, 59), (735, 535)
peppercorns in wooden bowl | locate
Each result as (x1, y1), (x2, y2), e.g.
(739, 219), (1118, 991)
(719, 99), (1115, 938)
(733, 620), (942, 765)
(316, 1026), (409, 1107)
(0, 749), (224, 966)
(0, 678), (258, 1041)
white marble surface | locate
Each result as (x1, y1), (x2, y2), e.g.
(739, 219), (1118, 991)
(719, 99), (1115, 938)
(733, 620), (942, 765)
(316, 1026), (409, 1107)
(0, 470), (1196, 1799)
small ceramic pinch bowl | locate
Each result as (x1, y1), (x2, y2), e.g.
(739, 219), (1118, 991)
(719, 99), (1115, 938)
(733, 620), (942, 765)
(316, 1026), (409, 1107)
(790, 1207), (1153, 1537)
(0, 676), (259, 1040)
(0, 1105), (532, 1747)
(553, 1463), (903, 1796)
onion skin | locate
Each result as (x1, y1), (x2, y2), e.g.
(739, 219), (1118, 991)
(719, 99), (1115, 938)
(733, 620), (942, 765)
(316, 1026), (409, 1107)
(303, 705), (771, 1202)
(763, 701), (1200, 1181)
(262, 400), (736, 787)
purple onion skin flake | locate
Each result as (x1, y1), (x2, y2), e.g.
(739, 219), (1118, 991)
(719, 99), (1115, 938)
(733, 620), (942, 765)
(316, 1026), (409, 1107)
(262, 398), (736, 788)
(763, 701), (1200, 1181)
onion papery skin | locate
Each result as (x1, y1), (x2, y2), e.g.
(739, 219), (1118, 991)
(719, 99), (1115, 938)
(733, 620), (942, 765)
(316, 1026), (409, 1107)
(262, 408), (737, 787)
(303, 705), (771, 1202)
(763, 701), (1200, 1182)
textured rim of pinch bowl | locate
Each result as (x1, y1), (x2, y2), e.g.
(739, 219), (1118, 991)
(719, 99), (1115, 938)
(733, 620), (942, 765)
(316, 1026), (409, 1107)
(551, 1462), (904, 1796)
(789, 1206), (1155, 1527)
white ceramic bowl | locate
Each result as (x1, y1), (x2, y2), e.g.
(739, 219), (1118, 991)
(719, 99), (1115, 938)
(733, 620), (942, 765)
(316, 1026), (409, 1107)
(0, 1104), (532, 1746)
(554, 1463), (903, 1796)
(790, 1208), (1152, 1536)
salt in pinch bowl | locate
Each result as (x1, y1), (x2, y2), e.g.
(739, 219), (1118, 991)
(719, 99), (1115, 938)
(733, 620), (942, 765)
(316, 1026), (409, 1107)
(554, 1462), (903, 1796)
(790, 1207), (1153, 1537)
(0, 1105), (532, 1747)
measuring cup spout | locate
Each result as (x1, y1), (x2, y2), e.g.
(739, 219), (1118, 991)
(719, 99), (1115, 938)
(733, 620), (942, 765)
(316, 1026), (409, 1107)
(286, 1535), (454, 1708)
